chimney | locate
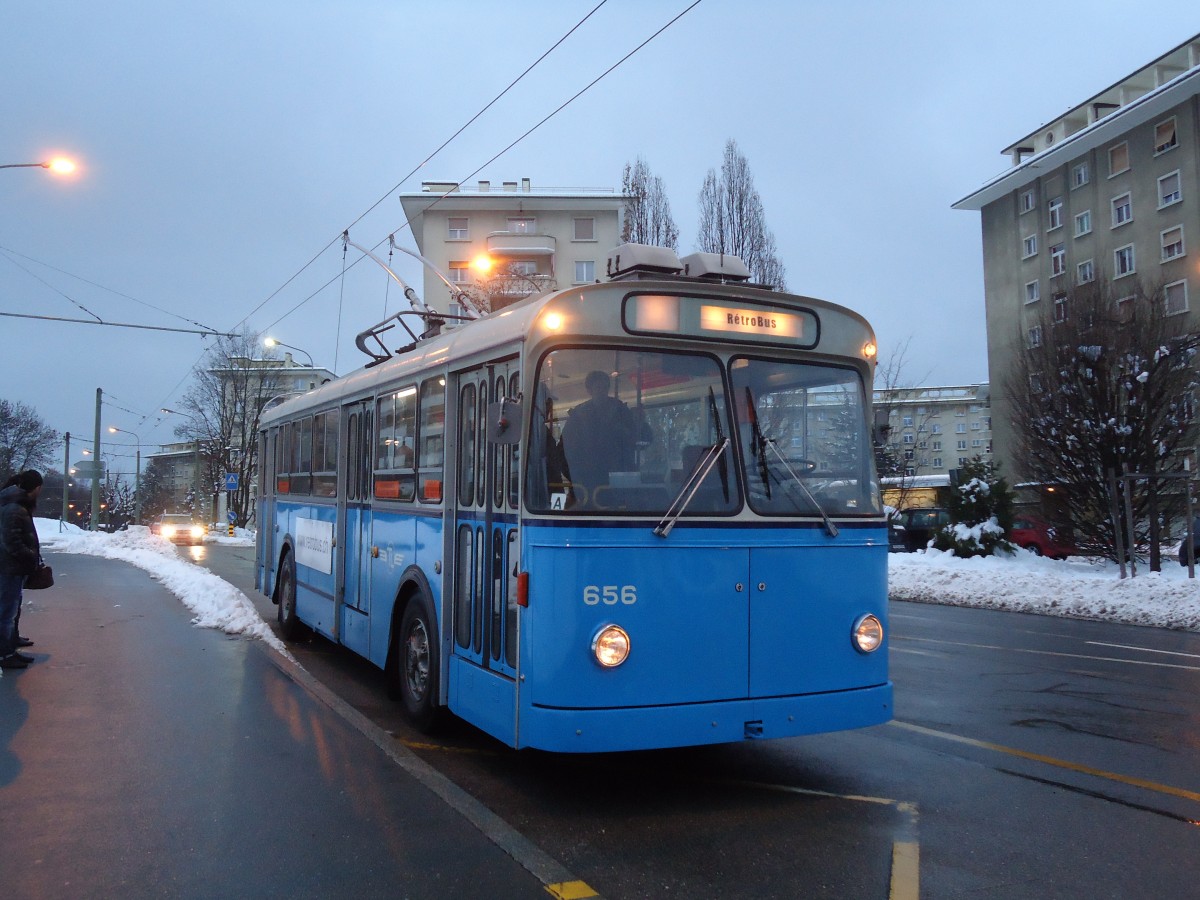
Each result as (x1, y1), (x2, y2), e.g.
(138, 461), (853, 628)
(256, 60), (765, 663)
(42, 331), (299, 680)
(521, 177), (531, 192)
(478, 180), (489, 192)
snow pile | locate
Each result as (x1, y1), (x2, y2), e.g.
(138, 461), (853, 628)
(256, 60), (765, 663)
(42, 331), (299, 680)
(38, 520), (284, 651)
(890, 548), (1200, 631)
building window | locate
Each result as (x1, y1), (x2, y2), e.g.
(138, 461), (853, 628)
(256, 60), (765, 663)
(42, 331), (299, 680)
(447, 217), (469, 240)
(1050, 242), (1066, 276)
(904, 449), (915, 461)
(510, 260), (538, 275)
(1074, 210), (1091, 237)
(1108, 142), (1129, 177)
(1022, 234), (1038, 258)
(1077, 259), (1094, 285)
(905, 467), (916, 477)
(971, 421), (981, 430)
(932, 457), (943, 468)
(574, 260), (595, 283)
(1053, 293), (1069, 322)
(1028, 325), (1042, 348)
(507, 217), (536, 234)
(1161, 226), (1185, 261)
(1072, 161), (1090, 188)
(902, 415), (914, 427)
(573, 218), (595, 241)
(956, 423), (967, 433)
(1165, 280), (1189, 316)
(956, 440), (968, 450)
(1158, 171), (1182, 207)
(1154, 117), (1178, 154)
(1020, 189), (1036, 214)
(932, 441), (942, 451)
(932, 424), (942, 434)
(902, 433), (914, 444)
(1111, 193), (1132, 227)
(972, 439), (984, 448)
(1115, 244), (1136, 278)
(1047, 196), (1063, 230)
(448, 261), (470, 283)
(1025, 280), (1040, 304)
(1117, 294), (1136, 321)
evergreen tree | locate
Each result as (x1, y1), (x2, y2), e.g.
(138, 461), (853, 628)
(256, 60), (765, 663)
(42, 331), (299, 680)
(932, 457), (1015, 557)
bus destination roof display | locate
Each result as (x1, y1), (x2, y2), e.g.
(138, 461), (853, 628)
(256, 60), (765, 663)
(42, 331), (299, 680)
(625, 294), (818, 348)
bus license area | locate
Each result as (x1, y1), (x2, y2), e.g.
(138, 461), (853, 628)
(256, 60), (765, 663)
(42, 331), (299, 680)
(526, 347), (881, 519)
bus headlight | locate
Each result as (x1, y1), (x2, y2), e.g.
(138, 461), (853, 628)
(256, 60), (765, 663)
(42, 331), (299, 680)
(592, 625), (631, 668)
(852, 614), (884, 653)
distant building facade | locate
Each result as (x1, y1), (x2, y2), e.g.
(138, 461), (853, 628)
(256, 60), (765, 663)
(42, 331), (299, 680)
(874, 384), (992, 479)
(399, 178), (627, 311)
(954, 34), (1200, 474)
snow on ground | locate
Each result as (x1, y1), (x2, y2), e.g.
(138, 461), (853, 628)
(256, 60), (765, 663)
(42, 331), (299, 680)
(37, 519), (285, 652)
(890, 547), (1200, 632)
(34, 520), (1200, 642)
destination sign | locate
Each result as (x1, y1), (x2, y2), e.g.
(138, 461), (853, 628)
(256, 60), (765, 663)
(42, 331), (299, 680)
(625, 293), (818, 349)
(699, 305), (802, 339)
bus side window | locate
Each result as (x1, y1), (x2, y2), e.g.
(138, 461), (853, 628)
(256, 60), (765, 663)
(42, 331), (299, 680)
(493, 374), (507, 509)
(313, 408), (339, 497)
(507, 372), (520, 510)
(293, 416), (313, 494)
(375, 387), (416, 502)
(346, 412), (359, 501)
(419, 378), (445, 503)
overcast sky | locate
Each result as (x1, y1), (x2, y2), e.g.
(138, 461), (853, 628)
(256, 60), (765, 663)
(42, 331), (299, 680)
(4, 0), (1199, 471)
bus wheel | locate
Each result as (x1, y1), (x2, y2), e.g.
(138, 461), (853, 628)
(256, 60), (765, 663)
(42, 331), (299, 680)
(277, 555), (306, 641)
(395, 599), (440, 731)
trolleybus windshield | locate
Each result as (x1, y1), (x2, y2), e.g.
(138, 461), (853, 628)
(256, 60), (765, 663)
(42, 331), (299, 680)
(526, 346), (738, 515)
(730, 357), (881, 517)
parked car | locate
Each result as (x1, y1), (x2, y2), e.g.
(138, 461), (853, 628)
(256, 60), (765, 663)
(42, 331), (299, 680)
(1009, 515), (1076, 559)
(897, 507), (950, 552)
(151, 513), (207, 545)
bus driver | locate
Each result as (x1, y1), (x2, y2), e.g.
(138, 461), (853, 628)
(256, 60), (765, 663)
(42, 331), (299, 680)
(561, 370), (648, 504)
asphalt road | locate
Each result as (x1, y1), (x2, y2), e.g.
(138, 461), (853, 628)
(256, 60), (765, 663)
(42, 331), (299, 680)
(59, 543), (1200, 897)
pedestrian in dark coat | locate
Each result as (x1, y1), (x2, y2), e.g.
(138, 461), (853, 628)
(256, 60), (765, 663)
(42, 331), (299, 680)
(0, 469), (43, 669)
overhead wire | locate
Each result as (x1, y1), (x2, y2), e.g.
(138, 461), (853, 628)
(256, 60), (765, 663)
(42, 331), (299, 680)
(230, 1), (609, 334)
(262, 0), (704, 333)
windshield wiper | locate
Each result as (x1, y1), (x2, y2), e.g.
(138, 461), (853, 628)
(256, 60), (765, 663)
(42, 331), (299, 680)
(744, 387), (839, 537)
(654, 438), (730, 538)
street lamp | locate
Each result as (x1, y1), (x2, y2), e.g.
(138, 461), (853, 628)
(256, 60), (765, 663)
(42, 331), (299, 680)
(1, 157), (76, 174)
(108, 426), (142, 525)
(263, 337), (313, 368)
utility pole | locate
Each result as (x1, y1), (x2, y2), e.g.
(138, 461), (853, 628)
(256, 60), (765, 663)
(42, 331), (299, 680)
(90, 388), (102, 531)
(61, 432), (70, 531)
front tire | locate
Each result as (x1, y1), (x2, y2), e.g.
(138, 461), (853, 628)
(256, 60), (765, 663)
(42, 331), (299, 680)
(394, 599), (440, 732)
(277, 554), (306, 641)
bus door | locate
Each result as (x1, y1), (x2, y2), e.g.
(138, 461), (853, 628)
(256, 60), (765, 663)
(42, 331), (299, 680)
(339, 400), (373, 656)
(450, 358), (522, 741)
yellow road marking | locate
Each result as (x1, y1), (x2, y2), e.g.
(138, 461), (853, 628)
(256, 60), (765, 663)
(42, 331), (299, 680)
(889, 841), (920, 900)
(892, 720), (1200, 804)
(545, 881), (599, 899)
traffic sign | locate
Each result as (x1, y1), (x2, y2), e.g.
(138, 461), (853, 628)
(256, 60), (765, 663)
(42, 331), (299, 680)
(227, 510), (237, 524)
(224, 472), (239, 491)
(72, 459), (107, 478)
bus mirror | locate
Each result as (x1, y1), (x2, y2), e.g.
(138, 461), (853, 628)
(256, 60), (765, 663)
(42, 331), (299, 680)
(872, 408), (891, 446)
(487, 398), (523, 445)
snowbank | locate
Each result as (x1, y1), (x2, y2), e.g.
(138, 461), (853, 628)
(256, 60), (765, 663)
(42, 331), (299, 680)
(38, 520), (285, 651)
(890, 548), (1200, 631)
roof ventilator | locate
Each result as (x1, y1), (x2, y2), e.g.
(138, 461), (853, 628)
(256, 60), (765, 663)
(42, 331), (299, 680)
(606, 243), (683, 281)
(679, 252), (751, 283)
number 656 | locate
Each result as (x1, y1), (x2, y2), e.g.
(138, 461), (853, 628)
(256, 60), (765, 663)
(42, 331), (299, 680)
(583, 585), (637, 606)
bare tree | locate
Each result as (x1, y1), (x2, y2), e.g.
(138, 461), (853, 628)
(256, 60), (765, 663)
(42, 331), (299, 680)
(1006, 277), (1199, 564)
(0, 399), (59, 482)
(176, 329), (287, 525)
(696, 139), (787, 289)
(621, 157), (680, 250)
(872, 338), (938, 510)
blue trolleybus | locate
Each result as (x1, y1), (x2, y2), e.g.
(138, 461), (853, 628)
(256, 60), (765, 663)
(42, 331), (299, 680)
(256, 244), (891, 752)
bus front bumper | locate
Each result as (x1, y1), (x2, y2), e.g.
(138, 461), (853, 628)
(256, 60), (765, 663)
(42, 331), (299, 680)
(517, 682), (893, 753)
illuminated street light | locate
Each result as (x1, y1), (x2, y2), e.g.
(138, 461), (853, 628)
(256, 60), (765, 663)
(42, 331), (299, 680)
(263, 336), (314, 368)
(1, 157), (76, 174)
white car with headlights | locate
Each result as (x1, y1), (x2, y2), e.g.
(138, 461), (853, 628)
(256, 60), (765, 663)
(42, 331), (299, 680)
(151, 513), (207, 546)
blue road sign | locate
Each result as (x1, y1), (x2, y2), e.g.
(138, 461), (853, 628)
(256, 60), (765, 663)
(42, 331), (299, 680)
(224, 472), (239, 491)
(228, 510), (237, 524)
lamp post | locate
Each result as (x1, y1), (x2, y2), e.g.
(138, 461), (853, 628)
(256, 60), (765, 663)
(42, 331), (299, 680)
(1, 158), (76, 174)
(108, 426), (142, 525)
(263, 337), (313, 368)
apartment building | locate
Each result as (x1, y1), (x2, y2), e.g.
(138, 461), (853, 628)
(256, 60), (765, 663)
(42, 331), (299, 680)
(953, 34), (1200, 474)
(874, 384), (992, 478)
(399, 179), (626, 311)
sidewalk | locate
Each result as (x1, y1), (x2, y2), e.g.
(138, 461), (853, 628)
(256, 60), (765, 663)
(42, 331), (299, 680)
(0, 552), (552, 898)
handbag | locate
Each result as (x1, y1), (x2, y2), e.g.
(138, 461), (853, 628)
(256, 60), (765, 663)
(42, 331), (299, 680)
(25, 562), (54, 590)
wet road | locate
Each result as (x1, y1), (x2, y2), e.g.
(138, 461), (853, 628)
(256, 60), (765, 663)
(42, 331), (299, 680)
(0, 551), (549, 898)
(69, 544), (1200, 896)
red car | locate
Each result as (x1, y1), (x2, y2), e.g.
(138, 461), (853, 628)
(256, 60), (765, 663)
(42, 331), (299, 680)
(1010, 516), (1076, 559)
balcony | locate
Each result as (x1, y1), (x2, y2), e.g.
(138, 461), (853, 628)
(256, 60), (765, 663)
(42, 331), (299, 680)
(486, 231), (556, 256)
